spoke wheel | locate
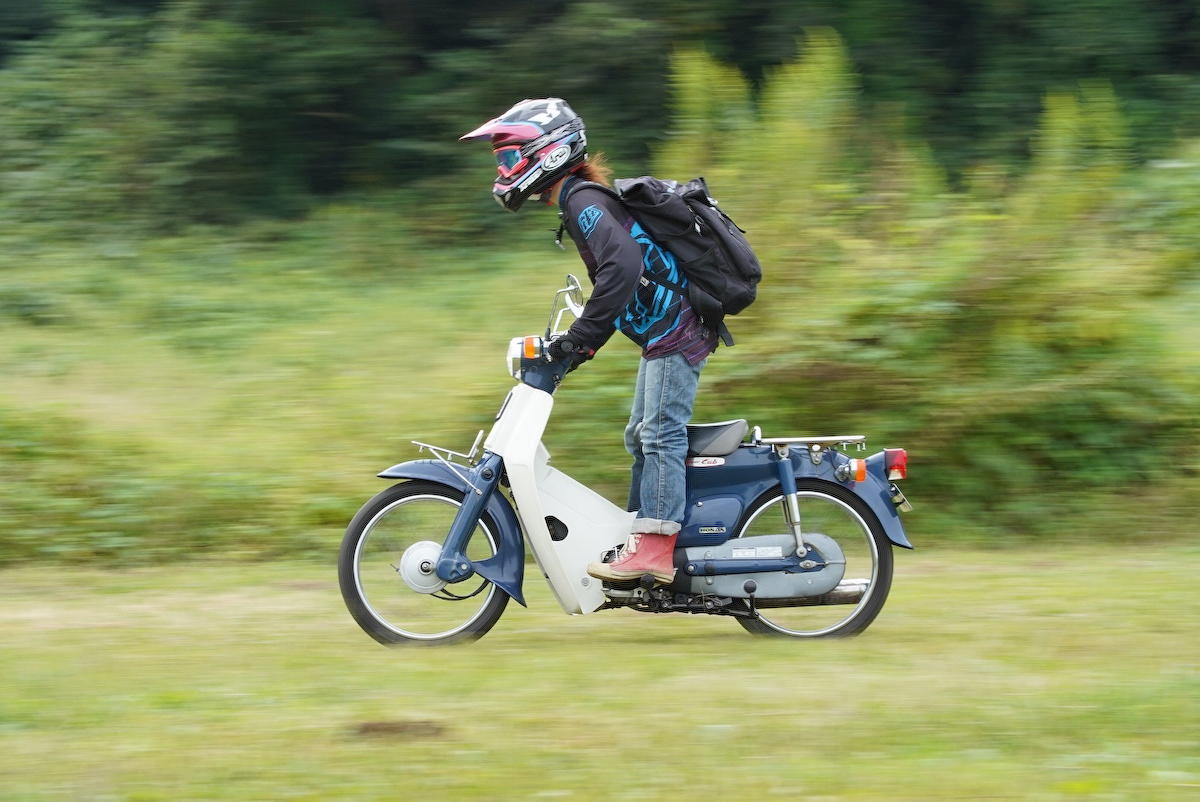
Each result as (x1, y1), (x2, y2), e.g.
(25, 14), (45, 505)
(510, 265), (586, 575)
(736, 480), (892, 638)
(338, 481), (508, 646)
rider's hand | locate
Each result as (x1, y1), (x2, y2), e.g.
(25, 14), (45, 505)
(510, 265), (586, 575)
(545, 336), (575, 362)
(546, 336), (596, 370)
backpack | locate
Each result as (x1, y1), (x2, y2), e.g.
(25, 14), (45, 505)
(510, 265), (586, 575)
(564, 175), (761, 346)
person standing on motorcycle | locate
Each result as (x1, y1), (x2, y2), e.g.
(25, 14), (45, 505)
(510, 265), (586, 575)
(461, 98), (717, 586)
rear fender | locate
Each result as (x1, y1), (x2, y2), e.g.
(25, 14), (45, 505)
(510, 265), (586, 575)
(858, 451), (913, 549)
(377, 459), (527, 605)
(792, 451), (914, 549)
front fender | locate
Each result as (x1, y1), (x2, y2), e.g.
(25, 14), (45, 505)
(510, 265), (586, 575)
(377, 459), (526, 606)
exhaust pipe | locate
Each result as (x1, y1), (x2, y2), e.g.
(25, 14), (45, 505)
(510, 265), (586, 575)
(754, 578), (870, 608)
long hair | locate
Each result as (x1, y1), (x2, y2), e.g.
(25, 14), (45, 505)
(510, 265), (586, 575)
(574, 152), (613, 186)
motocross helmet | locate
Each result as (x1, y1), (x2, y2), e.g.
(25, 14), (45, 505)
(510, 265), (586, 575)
(460, 98), (587, 211)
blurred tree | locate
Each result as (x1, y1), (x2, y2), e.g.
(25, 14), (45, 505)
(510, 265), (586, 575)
(0, 2), (57, 64)
(1, 0), (1199, 225)
(0, 1), (403, 223)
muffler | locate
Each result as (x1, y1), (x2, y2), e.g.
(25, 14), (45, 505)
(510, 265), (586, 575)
(753, 578), (870, 608)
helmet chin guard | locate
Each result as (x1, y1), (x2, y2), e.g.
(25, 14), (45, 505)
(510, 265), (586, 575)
(461, 98), (588, 211)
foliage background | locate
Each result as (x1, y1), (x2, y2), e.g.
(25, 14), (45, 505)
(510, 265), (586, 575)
(0, 0), (1198, 562)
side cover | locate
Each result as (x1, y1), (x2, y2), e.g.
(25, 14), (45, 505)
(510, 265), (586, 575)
(376, 459), (527, 606)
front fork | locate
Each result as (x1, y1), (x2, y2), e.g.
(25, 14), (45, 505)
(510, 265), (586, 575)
(436, 452), (505, 583)
(772, 444), (809, 557)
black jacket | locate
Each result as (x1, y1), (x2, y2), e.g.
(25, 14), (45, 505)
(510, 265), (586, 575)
(559, 178), (687, 352)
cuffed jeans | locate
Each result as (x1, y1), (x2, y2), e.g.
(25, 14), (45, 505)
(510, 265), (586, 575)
(625, 352), (706, 534)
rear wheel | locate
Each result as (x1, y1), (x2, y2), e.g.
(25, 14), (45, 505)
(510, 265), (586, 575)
(338, 481), (509, 646)
(736, 480), (892, 638)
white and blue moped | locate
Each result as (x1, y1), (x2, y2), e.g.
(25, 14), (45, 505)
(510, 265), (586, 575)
(338, 276), (914, 645)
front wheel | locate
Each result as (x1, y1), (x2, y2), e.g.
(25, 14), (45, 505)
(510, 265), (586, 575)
(736, 480), (893, 638)
(338, 481), (509, 646)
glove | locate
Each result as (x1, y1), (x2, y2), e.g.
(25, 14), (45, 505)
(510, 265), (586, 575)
(546, 336), (596, 369)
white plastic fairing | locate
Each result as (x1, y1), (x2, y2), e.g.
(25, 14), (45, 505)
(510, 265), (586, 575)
(534, 464), (634, 613)
(485, 383), (551, 456)
(485, 384), (630, 614)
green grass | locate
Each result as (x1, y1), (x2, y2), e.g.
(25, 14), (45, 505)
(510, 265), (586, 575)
(2, 543), (1197, 800)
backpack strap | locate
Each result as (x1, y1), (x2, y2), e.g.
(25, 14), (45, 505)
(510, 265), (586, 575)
(560, 178), (621, 207)
(639, 272), (735, 347)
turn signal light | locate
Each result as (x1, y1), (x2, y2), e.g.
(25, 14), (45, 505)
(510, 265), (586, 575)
(835, 459), (867, 483)
(522, 336), (541, 360)
(885, 448), (908, 481)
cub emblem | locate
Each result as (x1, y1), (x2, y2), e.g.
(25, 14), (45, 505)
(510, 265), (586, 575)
(685, 457), (726, 467)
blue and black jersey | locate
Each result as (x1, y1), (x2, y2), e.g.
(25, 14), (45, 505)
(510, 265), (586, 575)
(559, 178), (691, 353)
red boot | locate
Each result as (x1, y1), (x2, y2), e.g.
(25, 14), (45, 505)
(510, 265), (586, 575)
(587, 531), (678, 584)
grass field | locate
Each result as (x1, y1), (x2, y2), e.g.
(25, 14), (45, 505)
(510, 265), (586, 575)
(2, 542), (1197, 800)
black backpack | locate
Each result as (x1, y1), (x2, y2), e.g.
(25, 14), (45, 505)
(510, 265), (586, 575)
(563, 175), (761, 346)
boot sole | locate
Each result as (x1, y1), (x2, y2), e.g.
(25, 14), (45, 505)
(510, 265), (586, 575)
(586, 566), (675, 585)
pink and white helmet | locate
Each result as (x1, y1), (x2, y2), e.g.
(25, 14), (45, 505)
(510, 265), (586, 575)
(460, 98), (587, 211)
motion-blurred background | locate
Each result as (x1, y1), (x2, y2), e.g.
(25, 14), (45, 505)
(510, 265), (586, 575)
(3, 3), (1199, 800)
(2, 1), (1196, 563)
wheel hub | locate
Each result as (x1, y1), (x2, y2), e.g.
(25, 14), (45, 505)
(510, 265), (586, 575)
(398, 541), (448, 594)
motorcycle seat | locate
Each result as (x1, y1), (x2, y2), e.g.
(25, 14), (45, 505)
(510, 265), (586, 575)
(686, 419), (749, 457)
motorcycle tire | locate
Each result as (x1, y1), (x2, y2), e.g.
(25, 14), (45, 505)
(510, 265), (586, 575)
(338, 480), (509, 646)
(735, 479), (893, 638)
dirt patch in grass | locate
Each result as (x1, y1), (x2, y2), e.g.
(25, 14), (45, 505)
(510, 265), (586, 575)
(351, 719), (447, 739)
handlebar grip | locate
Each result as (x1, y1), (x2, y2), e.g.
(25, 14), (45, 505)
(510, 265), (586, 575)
(546, 336), (575, 361)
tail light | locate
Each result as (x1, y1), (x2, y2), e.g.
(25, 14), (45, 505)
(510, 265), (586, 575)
(885, 448), (908, 481)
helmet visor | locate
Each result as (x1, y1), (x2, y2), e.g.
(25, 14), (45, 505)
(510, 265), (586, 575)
(494, 146), (528, 179)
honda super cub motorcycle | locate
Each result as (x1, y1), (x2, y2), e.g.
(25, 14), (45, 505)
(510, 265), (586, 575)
(338, 276), (914, 646)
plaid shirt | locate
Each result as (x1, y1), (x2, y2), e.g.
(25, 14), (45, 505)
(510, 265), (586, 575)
(642, 301), (717, 365)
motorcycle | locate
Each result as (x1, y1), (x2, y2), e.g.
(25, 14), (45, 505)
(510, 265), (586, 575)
(338, 275), (913, 645)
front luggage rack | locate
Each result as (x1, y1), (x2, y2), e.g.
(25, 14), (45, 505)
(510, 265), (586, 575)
(411, 430), (486, 494)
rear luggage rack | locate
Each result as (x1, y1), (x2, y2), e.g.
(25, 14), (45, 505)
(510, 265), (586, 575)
(749, 426), (866, 448)
(748, 427), (867, 464)
(757, 435), (866, 446)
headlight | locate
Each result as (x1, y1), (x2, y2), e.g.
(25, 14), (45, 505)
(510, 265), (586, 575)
(506, 336), (523, 380)
(505, 335), (543, 380)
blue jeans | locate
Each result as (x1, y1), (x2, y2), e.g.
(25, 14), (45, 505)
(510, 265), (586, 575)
(624, 352), (706, 533)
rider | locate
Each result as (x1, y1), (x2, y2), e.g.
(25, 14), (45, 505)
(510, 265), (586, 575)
(461, 98), (718, 585)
